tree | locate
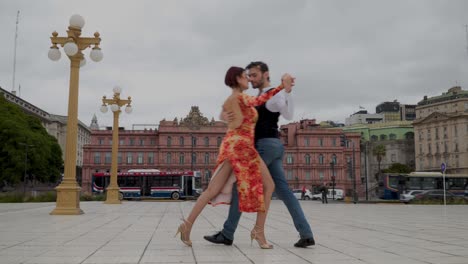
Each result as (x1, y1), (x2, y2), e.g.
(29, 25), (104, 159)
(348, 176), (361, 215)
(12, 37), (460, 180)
(372, 144), (386, 180)
(0, 96), (63, 185)
(382, 163), (412, 174)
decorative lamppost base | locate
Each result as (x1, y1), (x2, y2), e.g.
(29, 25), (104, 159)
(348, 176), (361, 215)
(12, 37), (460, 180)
(104, 187), (122, 204)
(50, 183), (83, 215)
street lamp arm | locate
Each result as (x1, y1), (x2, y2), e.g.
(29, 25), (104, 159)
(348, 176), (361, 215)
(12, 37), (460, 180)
(102, 98), (131, 107)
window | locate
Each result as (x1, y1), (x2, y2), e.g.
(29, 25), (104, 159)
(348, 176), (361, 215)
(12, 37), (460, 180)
(319, 171), (324, 180)
(454, 125), (458, 137)
(148, 152), (154, 164)
(109, 139), (112, 145)
(371, 135), (378, 141)
(150, 139), (156, 145)
(380, 134), (387, 141)
(129, 138), (135, 146)
(318, 154), (324, 164)
(304, 154), (311, 165)
(179, 153), (185, 164)
(427, 143), (431, 154)
(204, 137), (209, 147)
(118, 152), (122, 164)
(127, 152), (133, 164)
(94, 152), (101, 164)
(332, 138), (336, 146)
(204, 152), (210, 164)
(331, 154), (337, 164)
(192, 136), (197, 147)
(305, 171), (311, 180)
(167, 136), (172, 147)
(287, 170), (293, 180)
(435, 128), (439, 139)
(166, 153), (172, 164)
(179, 136), (184, 146)
(286, 153), (293, 164)
(318, 138), (323, 147)
(192, 153), (197, 164)
(391, 154), (396, 162)
(137, 153), (144, 164)
(217, 137), (222, 147)
(119, 139), (125, 146)
(305, 138), (310, 146)
(105, 152), (111, 164)
(427, 129), (431, 141)
(98, 138), (104, 145)
(139, 139), (144, 146)
(389, 134), (396, 140)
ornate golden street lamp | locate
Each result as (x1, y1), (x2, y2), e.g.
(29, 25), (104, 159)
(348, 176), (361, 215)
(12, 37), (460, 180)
(49, 14), (103, 215)
(100, 86), (132, 204)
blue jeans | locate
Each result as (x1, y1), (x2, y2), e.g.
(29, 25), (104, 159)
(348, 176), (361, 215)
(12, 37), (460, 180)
(221, 138), (314, 240)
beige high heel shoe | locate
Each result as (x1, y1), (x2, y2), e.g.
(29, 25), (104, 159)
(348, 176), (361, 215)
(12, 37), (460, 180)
(250, 225), (273, 249)
(174, 219), (192, 247)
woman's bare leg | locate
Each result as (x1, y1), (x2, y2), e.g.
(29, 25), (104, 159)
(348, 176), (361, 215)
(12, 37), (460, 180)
(252, 159), (275, 246)
(182, 161), (233, 241)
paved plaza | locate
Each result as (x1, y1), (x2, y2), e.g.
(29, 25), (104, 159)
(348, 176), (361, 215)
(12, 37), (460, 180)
(0, 200), (467, 264)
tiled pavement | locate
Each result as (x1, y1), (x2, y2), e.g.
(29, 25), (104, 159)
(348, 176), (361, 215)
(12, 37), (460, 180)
(0, 200), (467, 264)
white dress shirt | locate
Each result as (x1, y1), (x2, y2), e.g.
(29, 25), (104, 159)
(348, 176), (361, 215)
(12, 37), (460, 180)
(261, 87), (294, 120)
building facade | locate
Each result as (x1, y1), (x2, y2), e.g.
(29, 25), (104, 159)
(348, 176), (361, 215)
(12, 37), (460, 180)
(413, 86), (468, 174)
(343, 121), (415, 198)
(345, 110), (384, 126)
(82, 108), (363, 197)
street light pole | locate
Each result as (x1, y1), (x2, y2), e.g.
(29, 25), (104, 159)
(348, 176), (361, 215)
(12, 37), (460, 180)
(352, 141), (357, 204)
(19, 143), (34, 195)
(100, 86), (132, 204)
(330, 161), (335, 200)
(49, 15), (103, 215)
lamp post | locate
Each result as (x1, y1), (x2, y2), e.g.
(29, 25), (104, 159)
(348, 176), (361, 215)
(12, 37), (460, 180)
(49, 14), (103, 215)
(330, 161), (335, 200)
(19, 143), (34, 195)
(100, 86), (132, 204)
(190, 133), (194, 172)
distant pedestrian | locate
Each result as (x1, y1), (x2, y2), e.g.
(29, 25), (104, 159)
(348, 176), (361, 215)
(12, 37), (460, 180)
(301, 186), (306, 200)
(321, 184), (328, 204)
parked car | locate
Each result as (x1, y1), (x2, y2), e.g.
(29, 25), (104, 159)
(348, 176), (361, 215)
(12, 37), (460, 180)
(400, 190), (425, 203)
(292, 189), (312, 200)
(312, 189), (344, 200)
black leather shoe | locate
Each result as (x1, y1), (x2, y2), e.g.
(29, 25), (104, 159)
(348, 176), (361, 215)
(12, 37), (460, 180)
(203, 231), (233, 246)
(294, 238), (315, 248)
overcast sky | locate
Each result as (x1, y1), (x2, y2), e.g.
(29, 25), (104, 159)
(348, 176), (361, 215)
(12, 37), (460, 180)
(1, 0), (468, 129)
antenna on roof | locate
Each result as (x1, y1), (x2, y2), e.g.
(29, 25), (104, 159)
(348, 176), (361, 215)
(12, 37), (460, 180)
(12, 10), (20, 95)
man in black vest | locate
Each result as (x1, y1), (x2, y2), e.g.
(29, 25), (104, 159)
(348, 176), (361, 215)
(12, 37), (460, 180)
(204, 61), (315, 248)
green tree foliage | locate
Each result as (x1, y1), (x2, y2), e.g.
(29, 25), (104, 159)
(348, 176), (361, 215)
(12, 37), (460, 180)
(0, 96), (63, 185)
(372, 144), (386, 179)
(382, 163), (412, 174)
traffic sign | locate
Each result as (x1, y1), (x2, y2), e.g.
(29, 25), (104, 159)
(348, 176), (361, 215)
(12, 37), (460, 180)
(441, 162), (446, 173)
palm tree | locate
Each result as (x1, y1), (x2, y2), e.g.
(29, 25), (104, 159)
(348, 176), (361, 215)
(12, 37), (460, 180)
(372, 144), (386, 180)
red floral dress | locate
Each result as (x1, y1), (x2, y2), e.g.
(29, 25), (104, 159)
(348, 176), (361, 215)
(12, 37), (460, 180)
(210, 85), (284, 212)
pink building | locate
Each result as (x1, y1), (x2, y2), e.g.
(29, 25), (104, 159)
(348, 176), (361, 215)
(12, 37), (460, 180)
(280, 119), (362, 197)
(82, 107), (362, 197)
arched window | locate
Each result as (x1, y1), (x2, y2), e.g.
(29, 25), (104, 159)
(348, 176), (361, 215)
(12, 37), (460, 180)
(179, 136), (184, 146)
(179, 153), (185, 164)
(304, 154), (311, 165)
(380, 134), (387, 140)
(405, 132), (414, 140)
(371, 135), (378, 141)
(318, 154), (324, 164)
(389, 133), (397, 140)
(167, 136), (172, 147)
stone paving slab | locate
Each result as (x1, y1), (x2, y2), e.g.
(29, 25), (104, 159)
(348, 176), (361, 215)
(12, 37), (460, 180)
(0, 201), (467, 264)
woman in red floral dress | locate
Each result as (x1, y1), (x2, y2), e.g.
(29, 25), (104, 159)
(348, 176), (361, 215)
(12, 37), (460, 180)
(175, 66), (295, 249)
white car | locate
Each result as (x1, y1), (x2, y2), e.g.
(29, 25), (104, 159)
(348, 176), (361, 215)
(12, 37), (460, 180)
(312, 189), (344, 200)
(400, 190), (425, 203)
(292, 189), (312, 200)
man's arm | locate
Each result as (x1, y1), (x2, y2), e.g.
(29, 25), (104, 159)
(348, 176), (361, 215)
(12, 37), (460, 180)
(265, 90), (294, 120)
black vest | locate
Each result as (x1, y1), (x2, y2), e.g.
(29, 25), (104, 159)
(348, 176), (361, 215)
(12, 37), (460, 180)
(255, 89), (280, 142)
